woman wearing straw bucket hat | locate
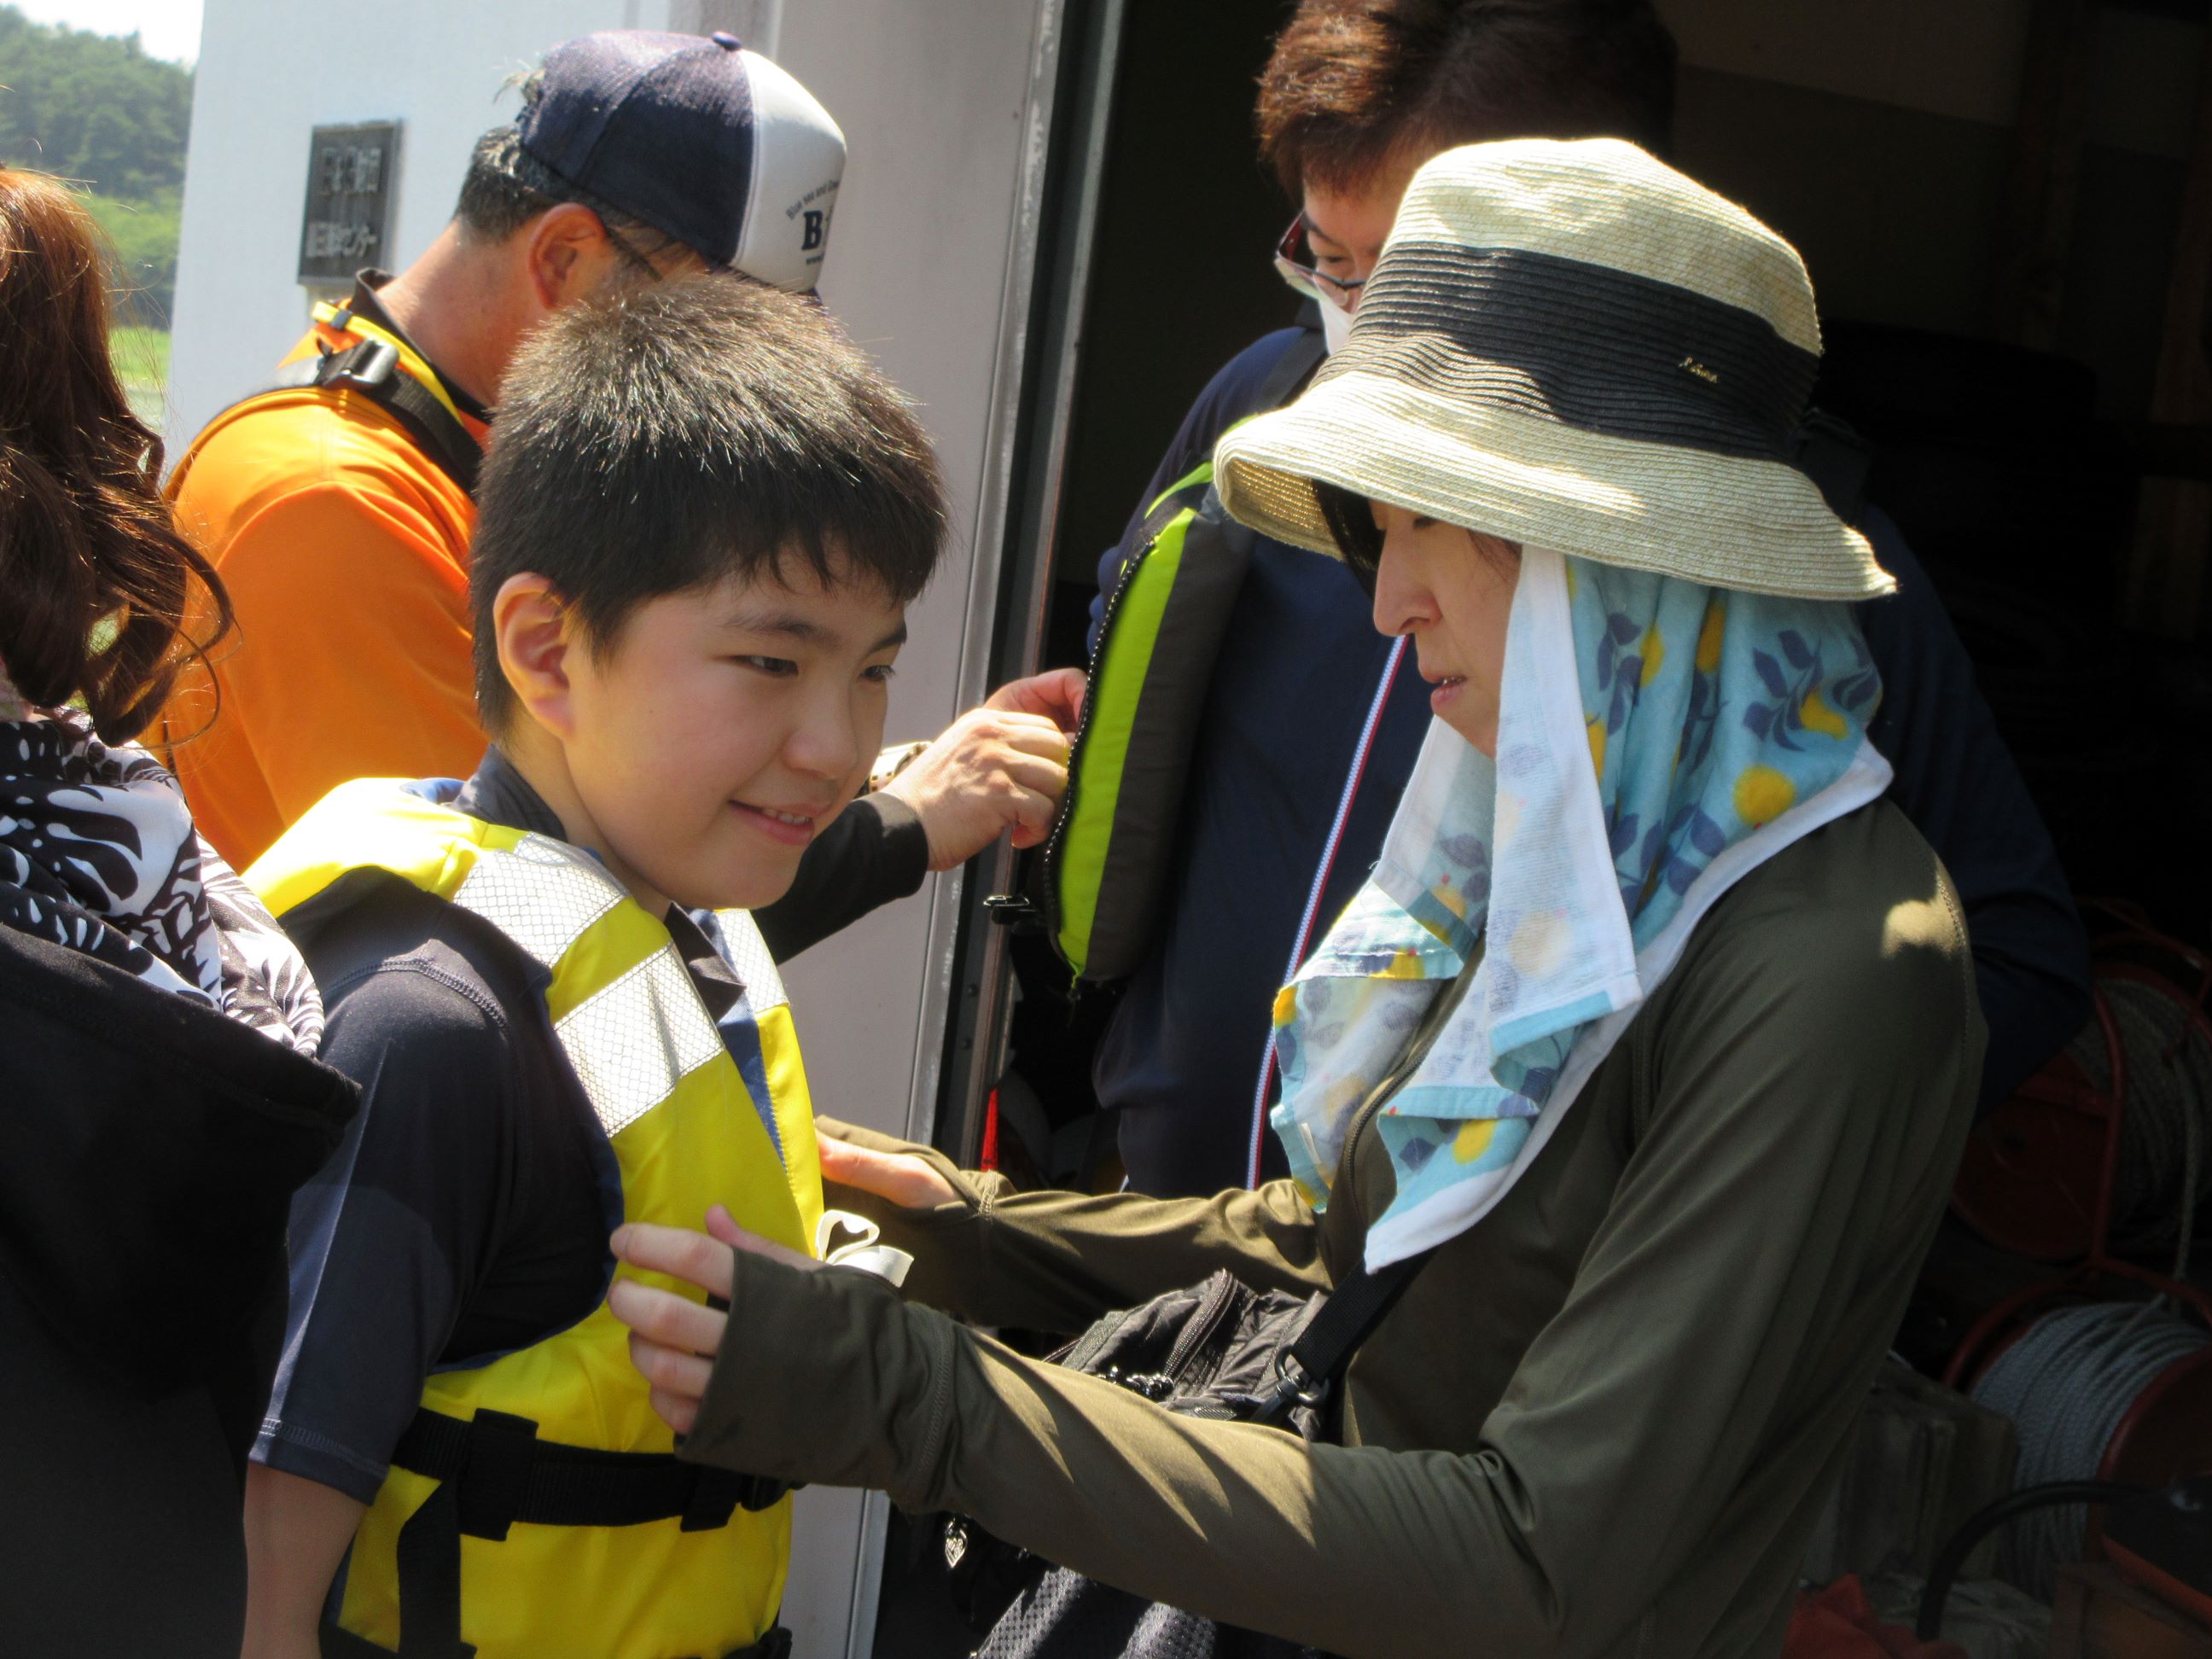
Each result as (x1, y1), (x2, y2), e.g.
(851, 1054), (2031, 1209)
(607, 141), (1983, 1659)
(1091, 0), (2078, 1218)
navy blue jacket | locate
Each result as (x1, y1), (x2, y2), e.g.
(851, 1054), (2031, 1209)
(1091, 326), (2090, 1199)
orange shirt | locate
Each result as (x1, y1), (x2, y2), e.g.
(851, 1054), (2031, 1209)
(160, 306), (490, 870)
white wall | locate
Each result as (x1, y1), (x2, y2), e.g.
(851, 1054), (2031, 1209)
(170, 2), (1062, 1651)
(168, 0), (634, 450)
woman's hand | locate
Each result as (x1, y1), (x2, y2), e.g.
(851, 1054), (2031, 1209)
(608, 1205), (814, 1434)
(818, 1126), (958, 1209)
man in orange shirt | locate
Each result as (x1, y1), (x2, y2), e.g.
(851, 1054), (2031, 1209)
(164, 31), (1075, 916)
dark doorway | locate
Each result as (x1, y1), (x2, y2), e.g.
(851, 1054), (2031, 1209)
(1038, 0), (1305, 672)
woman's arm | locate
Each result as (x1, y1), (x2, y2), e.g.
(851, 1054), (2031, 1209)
(623, 840), (1982, 1658)
(816, 1117), (1330, 1333)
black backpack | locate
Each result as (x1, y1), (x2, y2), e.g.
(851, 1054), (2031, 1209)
(943, 1249), (1425, 1659)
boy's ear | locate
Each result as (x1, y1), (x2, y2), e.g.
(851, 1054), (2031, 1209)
(492, 573), (580, 740)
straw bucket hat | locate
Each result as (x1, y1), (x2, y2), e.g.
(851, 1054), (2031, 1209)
(1214, 139), (1893, 601)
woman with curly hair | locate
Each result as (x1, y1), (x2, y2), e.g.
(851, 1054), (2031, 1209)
(0, 168), (355, 1655)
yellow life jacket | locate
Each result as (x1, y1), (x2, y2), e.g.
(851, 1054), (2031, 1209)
(248, 778), (823, 1659)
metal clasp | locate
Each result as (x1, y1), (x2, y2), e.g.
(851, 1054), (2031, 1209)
(1270, 1348), (1331, 1413)
(316, 335), (399, 394)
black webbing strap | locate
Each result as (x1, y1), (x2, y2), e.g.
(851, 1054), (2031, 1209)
(1252, 322), (1328, 412)
(252, 335), (482, 498)
(393, 1479), (470, 1658)
(353, 1406), (788, 1656)
(1788, 407), (1872, 526)
(390, 1406), (789, 1531)
(319, 1612), (794, 1659)
(1261, 1249), (1431, 1424)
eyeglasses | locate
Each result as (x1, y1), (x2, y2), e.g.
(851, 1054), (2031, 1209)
(602, 222), (666, 281)
(1273, 214), (1366, 306)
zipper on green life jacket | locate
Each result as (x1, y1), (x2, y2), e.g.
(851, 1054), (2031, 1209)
(1038, 533), (1156, 953)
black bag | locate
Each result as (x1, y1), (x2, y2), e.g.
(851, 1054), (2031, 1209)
(946, 1255), (1425, 1659)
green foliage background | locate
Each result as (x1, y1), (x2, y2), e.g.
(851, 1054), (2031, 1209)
(0, 4), (192, 325)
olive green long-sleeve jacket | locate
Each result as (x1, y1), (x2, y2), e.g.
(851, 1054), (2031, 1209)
(682, 801), (1982, 1659)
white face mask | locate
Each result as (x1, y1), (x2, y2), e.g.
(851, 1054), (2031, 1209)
(1318, 290), (1354, 356)
(1276, 253), (1358, 357)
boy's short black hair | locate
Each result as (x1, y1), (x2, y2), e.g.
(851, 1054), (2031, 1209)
(470, 276), (946, 734)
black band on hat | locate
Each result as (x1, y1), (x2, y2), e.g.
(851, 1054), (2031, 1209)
(1329, 243), (1820, 461)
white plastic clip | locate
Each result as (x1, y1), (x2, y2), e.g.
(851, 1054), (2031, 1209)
(815, 1209), (914, 1288)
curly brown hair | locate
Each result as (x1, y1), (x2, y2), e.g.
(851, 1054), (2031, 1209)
(1255, 0), (1678, 196)
(0, 168), (230, 741)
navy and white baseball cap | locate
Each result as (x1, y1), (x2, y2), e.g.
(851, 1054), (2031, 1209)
(517, 30), (844, 291)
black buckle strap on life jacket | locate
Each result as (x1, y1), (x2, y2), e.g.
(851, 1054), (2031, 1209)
(320, 1608), (792, 1659)
(301, 335), (483, 498)
(361, 1406), (792, 1657)
(390, 1406), (789, 1531)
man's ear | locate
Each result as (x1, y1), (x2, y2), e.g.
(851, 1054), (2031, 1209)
(521, 202), (617, 312)
(493, 573), (581, 739)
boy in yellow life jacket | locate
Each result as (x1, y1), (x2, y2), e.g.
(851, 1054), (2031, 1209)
(238, 275), (970, 1659)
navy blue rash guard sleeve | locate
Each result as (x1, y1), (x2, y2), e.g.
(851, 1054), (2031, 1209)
(256, 959), (512, 1502)
(1853, 508), (2092, 1112)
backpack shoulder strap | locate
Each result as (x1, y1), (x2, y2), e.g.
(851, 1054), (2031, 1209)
(207, 335), (482, 498)
(1263, 1248), (1431, 1422)
(1251, 325), (1327, 414)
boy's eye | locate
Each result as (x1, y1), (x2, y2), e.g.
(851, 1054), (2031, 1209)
(862, 663), (897, 685)
(736, 655), (799, 678)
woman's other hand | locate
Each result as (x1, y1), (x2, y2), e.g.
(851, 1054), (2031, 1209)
(817, 1126), (958, 1209)
(608, 1206), (815, 1433)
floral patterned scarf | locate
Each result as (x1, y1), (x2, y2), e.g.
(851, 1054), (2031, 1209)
(1271, 547), (1891, 1268)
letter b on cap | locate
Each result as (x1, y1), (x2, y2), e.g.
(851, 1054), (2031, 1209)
(802, 210), (825, 253)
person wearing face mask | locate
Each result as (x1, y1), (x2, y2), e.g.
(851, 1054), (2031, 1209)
(1087, 0), (2086, 1202)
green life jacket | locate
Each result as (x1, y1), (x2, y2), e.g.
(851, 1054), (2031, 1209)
(1041, 329), (1326, 983)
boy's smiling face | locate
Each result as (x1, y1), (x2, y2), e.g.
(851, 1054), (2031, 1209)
(511, 556), (907, 915)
